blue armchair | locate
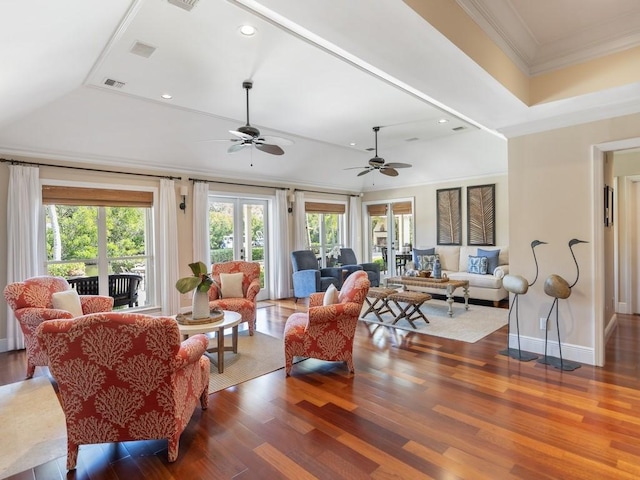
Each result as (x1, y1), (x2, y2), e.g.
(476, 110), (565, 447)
(290, 250), (342, 302)
(339, 248), (380, 287)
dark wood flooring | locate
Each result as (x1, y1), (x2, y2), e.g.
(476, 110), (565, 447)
(2, 299), (640, 479)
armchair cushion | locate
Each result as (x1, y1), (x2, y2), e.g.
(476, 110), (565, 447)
(51, 289), (83, 317)
(220, 272), (244, 298)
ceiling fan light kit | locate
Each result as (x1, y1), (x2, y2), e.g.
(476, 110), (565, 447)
(348, 126), (412, 177)
(226, 80), (291, 156)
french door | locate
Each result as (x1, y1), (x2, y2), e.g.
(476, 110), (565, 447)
(209, 196), (268, 301)
(365, 200), (414, 277)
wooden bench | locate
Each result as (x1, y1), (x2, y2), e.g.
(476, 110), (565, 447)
(386, 291), (432, 328)
(68, 274), (143, 308)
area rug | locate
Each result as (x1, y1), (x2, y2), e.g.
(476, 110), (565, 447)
(360, 299), (507, 343)
(208, 331), (286, 393)
(0, 376), (67, 478)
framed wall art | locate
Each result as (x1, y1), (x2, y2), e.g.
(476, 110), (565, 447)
(436, 187), (461, 245)
(467, 184), (495, 246)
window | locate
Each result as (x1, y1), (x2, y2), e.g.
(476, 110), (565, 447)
(43, 186), (154, 309)
(305, 201), (346, 267)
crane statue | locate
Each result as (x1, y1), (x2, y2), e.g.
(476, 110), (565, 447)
(499, 240), (547, 361)
(537, 238), (588, 371)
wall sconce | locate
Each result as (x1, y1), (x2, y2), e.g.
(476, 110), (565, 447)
(179, 186), (188, 213)
(287, 191), (295, 213)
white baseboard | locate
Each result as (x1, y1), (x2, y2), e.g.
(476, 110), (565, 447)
(617, 302), (631, 314)
(605, 314), (618, 344)
(508, 334), (595, 366)
(0, 338), (8, 353)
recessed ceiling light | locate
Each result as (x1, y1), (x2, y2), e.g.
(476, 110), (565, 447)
(437, 118), (449, 124)
(239, 25), (257, 36)
(161, 94), (173, 100)
(349, 142), (357, 146)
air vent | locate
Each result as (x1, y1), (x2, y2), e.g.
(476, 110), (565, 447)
(452, 126), (466, 131)
(167, 0), (198, 11)
(365, 147), (375, 152)
(405, 137), (420, 142)
(130, 41), (156, 58)
(103, 78), (126, 89)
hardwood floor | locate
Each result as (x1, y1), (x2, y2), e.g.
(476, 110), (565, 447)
(2, 300), (640, 479)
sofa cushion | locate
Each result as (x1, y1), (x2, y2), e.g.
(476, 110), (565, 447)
(478, 248), (500, 273)
(412, 248), (435, 269)
(448, 272), (504, 289)
(435, 246), (460, 272)
(467, 256), (488, 274)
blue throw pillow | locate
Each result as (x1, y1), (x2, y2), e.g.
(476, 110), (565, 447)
(412, 248), (435, 269)
(467, 256), (488, 274)
(478, 248), (500, 274)
(417, 254), (439, 272)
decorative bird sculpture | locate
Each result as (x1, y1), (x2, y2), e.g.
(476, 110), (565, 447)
(499, 240), (547, 361)
(537, 238), (588, 371)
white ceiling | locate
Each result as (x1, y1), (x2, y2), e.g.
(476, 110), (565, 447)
(1, 0), (639, 192)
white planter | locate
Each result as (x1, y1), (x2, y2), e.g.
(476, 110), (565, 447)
(192, 289), (210, 319)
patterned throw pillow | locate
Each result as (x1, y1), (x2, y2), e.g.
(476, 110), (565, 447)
(418, 254), (439, 272)
(467, 256), (488, 274)
(412, 248), (435, 269)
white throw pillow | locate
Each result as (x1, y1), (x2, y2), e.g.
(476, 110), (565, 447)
(51, 289), (84, 317)
(323, 283), (339, 305)
(220, 272), (244, 298)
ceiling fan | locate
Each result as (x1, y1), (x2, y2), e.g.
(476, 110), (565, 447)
(347, 126), (412, 177)
(225, 80), (292, 155)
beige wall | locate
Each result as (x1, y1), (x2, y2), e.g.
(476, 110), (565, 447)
(508, 112), (640, 366)
(363, 174), (509, 248)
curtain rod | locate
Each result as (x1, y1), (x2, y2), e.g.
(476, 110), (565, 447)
(189, 177), (287, 190)
(1, 158), (181, 181)
(293, 188), (359, 197)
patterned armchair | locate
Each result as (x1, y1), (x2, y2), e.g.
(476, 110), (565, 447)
(36, 312), (210, 470)
(284, 270), (370, 375)
(208, 261), (261, 335)
(3, 275), (114, 378)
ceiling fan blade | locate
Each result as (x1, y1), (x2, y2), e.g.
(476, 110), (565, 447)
(229, 130), (253, 140)
(228, 143), (249, 153)
(357, 168), (372, 177)
(380, 167), (399, 177)
(255, 143), (284, 155)
(344, 166), (369, 170)
(385, 162), (412, 169)
(259, 135), (294, 146)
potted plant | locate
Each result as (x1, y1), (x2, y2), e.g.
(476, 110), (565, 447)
(175, 261), (213, 319)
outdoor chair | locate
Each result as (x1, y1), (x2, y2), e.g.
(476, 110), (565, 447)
(4, 276), (114, 378)
(36, 312), (210, 470)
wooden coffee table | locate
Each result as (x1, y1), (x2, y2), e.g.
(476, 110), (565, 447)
(386, 276), (470, 317)
(175, 310), (242, 373)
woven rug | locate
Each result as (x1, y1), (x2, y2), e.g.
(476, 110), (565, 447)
(0, 376), (67, 478)
(360, 298), (507, 343)
(208, 331), (286, 393)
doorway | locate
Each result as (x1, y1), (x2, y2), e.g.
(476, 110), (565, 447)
(209, 196), (269, 301)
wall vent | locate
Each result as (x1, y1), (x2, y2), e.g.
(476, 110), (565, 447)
(167, 0), (198, 11)
(452, 126), (466, 131)
(365, 147), (375, 152)
(130, 41), (156, 58)
(104, 78), (126, 89)
(405, 137), (420, 142)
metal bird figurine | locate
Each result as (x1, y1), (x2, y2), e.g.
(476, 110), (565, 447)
(499, 240), (546, 361)
(537, 238), (588, 371)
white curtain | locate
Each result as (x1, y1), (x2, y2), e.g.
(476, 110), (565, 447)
(192, 181), (210, 265)
(272, 190), (291, 298)
(349, 195), (362, 260)
(293, 190), (307, 250)
(158, 179), (180, 315)
(6, 165), (43, 350)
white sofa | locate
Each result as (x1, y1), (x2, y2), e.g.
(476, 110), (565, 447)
(404, 245), (509, 305)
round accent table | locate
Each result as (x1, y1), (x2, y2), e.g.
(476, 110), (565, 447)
(175, 310), (242, 373)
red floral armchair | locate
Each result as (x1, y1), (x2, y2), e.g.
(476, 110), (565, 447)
(284, 270), (370, 376)
(36, 312), (210, 470)
(208, 261), (261, 335)
(4, 275), (114, 378)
